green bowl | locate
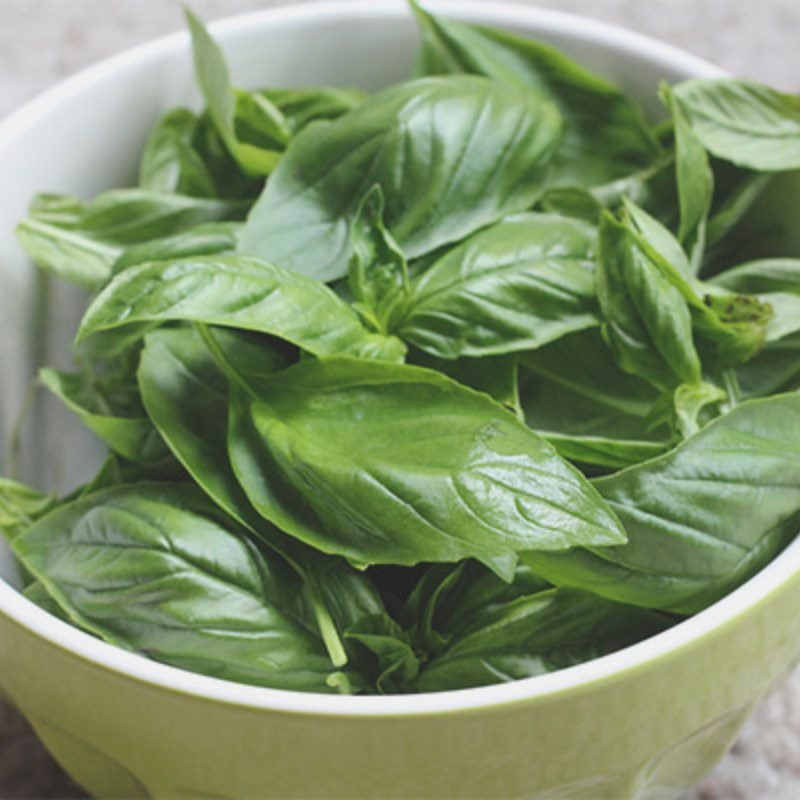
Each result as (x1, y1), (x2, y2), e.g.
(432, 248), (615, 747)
(2, 3), (799, 797)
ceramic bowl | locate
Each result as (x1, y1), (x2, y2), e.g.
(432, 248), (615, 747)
(1, 3), (799, 798)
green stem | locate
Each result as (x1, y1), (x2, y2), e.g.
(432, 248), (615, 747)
(721, 369), (741, 411)
(308, 583), (348, 668)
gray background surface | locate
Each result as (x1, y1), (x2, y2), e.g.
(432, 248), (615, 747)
(1, 1), (799, 797)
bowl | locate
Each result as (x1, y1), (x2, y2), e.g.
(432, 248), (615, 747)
(2, 3), (800, 798)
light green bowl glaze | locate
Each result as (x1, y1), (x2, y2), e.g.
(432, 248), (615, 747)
(1, 3), (799, 798)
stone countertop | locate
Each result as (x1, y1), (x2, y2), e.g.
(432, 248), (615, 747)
(1, 1), (799, 798)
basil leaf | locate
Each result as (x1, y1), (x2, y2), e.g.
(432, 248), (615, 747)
(113, 222), (239, 273)
(409, 0), (658, 187)
(393, 213), (599, 359)
(40, 367), (168, 465)
(260, 87), (368, 133)
(238, 75), (561, 281)
(346, 614), (420, 693)
(520, 336), (659, 434)
(16, 190), (247, 289)
(712, 258), (800, 295)
(137, 326), (387, 667)
(185, 10), (285, 176)
(0, 479), (55, 542)
(228, 357), (626, 580)
(12, 483), (347, 692)
(671, 79), (800, 171)
(538, 434), (667, 472)
(138, 108), (217, 197)
(621, 201), (773, 371)
(77, 255), (406, 362)
(598, 211), (701, 389)
(348, 185), (409, 334)
(523, 394), (800, 613)
(408, 560), (549, 648)
(137, 326), (280, 529)
(536, 186), (603, 224)
(661, 85), (713, 272)
(519, 331), (667, 469)
(415, 588), (670, 692)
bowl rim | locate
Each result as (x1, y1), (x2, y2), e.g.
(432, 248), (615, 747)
(4, 0), (792, 719)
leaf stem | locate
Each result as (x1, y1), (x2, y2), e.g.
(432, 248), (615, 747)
(307, 583), (348, 668)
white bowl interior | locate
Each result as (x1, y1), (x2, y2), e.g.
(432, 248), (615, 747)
(1, 0), (799, 713)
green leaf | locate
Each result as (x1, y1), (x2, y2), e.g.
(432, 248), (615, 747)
(661, 84), (713, 272)
(597, 212), (701, 389)
(619, 201), (773, 371)
(520, 332), (661, 431)
(538, 434), (667, 472)
(403, 561), (549, 657)
(346, 614), (420, 693)
(260, 87), (368, 133)
(519, 331), (668, 469)
(228, 357), (626, 579)
(672, 381), (727, 439)
(712, 258), (800, 295)
(409, 0), (658, 186)
(137, 326), (284, 530)
(0, 479), (55, 542)
(112, 222), (240, 273)
(136, 325), (386, 669)
(393, 213), (599, 359)
(348, 185), (409, 334)
(671, 79), (800, 171)
(40, 367), (168, 465)
(415, 588), (670, 692)
(16, 190), (247, 289)
(185, 9), (284, 176)
(523, 394), (800, 613)
(12, 483), (346, 692)
(237, 75), (561, 281)
(77, 255), (406, 362)
(138, 108), (217, 197)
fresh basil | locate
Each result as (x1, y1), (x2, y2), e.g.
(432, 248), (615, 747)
(77, 255), (406, 362)
(237, 75), (562, 281)
(523, 394), (800, 613)
(139, 108), (217, 197)
(17, 190), (247, 289)
(415, 587), (670, 692)
(0, 479), (55, 542)
(671, 79), (800, 171)
(40, 367), (168, 465)
(229, 357), (626, 580)
(393, 213), (599, 359)
(186, 9), (286, 176)
(8, 2), (800, 696)
(409, 0), (658, 187)
(12, 483), (351, 691)
(598, 211), (701, 389)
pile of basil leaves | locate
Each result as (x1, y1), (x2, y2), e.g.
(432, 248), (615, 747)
(4, 3), (800, 695)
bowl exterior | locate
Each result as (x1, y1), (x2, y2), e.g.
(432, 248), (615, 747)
(1, 3), (799, 798)
(2, 572), (800, 799)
